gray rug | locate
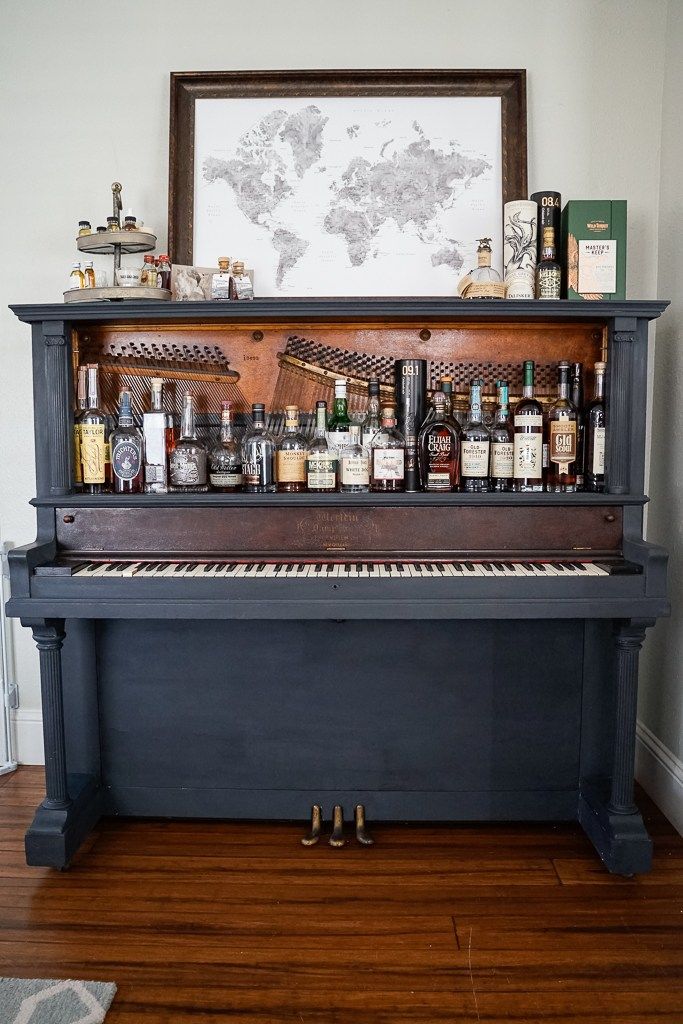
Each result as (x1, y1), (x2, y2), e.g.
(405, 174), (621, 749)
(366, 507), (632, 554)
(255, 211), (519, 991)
(0, 978), (116, 1023)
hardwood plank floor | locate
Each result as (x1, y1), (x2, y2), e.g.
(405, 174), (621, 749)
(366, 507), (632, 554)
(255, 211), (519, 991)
(0, 768), (681, 1022)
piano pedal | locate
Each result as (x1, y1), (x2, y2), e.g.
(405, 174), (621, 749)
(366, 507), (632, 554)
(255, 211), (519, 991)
(354, 804), (375, 846)
(329, 804), (346, 848)
(300, 804), (323, 846)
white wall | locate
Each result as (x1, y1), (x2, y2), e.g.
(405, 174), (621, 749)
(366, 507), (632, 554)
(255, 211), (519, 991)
(0, 2), (672, 764)
(637, 0), (683, 833)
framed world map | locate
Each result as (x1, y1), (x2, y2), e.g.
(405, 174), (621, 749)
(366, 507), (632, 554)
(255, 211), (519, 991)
(169, 70), (527, 297)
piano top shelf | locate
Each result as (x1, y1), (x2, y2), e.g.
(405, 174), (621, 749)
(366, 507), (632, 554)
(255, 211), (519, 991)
(33, 492), (649, 509)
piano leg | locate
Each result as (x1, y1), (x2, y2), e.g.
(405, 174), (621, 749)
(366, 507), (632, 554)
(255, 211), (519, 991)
(578, 618), (655, 876)
(21, 618), (103, 869)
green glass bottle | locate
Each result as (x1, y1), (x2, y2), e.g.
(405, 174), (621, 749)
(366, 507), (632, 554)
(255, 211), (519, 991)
(326, 378), (352, 454)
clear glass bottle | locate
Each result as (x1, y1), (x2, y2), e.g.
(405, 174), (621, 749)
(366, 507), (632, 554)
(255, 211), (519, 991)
(418, 391), (461, 492)
(229, 260), (254, 300)
(459, 237), (504, 298)
(339, 425), (370, 493)
(545, 361), (579, 492)
(570, 361), (585, 490)
(211, 258), (231, 300)
(157, 254), (172, 290)
(327, 378), (352, 453)
(140, 254), (157, 287)
(241, 403), (276, 493)
(143, 378), (172, 494)
(535, 226), (562, 299)
(80, 365), (107, 494)
(371, 407), (405, 493)
(306, 401), (338, 492)
(489, 380), (514, 492)
(110, 389), (144, 494)
(83, 261), (95, 288)
(276, 405), (307, 493)
(69, 262), (85, 289)
(512, 360), (544, 492)
(73, 365), (88, 489)
(209, 401), (243, 492)
(460, 379), (491, 492)
(361, 377), (381, 451)
(584, 361), (607, 493)
(106, 216), (120, 232)
(78, 220), (91, 236)
(169, 393), (208, 492)
(123, 215), (137, 231)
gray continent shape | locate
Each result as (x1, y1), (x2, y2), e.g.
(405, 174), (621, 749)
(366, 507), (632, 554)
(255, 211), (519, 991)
(279, 105), (329, 178)
(272, 228), (309, 288)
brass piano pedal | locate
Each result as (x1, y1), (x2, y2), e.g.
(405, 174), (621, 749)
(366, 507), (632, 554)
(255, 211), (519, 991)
(301, 804), (323, 847)
(354, 804), (375, 846)
(329, 804), (346, 848)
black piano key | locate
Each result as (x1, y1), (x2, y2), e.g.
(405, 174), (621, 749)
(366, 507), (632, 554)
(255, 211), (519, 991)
(465, 562), (475, 571)
(521, 562), (534, 571)
(481, 562), (492, 572)
(344, 564), (352, 573)
(314, 564), (323, 573)
(554, 563), (566, 572)
(492, 562), (504, 570)
(570, 562), (587, 571)
(173, 563), (187, 573)
(436, 564), (445, 573)
(451, 563), (463, 572)
(257, 563), (266, 572)
(505, 562), (516, 571)
(536, 564), (547, 573)
(384, 563), (392, 571)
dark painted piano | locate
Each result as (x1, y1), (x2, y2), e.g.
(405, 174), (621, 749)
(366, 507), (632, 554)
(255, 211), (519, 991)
(6, 298), (669, 874)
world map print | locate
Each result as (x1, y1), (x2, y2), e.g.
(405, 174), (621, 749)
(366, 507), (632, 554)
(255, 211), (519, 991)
(194, 96), (502, 295)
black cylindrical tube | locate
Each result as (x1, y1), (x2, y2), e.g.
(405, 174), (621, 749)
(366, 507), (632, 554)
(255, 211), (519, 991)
(394, 359), (427, 492)
(530, 191), (561, 261)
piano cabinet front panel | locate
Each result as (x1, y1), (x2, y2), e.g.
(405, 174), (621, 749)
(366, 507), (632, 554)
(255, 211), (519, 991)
(60, 617), (615, 822)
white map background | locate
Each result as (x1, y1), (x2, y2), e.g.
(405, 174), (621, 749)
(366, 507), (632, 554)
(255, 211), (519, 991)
(193, 95), (502, 296)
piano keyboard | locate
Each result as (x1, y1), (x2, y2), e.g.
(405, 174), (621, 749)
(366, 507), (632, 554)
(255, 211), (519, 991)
(70, 560), (610, 579)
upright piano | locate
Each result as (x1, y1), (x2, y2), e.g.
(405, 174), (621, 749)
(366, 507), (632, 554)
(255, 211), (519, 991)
(6, 298), (669, 874)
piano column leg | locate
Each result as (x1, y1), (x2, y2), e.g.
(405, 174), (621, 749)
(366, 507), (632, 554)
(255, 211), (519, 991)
(578, 618), (655, 876)
(22, 617), (104, 869)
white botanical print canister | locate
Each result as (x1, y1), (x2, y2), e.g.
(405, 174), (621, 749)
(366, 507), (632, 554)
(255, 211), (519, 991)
(504, 200), (538, 299)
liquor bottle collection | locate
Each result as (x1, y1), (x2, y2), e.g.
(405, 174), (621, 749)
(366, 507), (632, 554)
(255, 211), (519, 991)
(72, 360), (606, 495)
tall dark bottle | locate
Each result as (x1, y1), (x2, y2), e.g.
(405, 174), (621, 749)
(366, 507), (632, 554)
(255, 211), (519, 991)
(512, 361), (543, 492)
(394, 359), (427, 492)
(545, 361), (579, 492)
(570, 362), (585, 490)
(110, 389), (144, 494)
(584, 361), (606, 492)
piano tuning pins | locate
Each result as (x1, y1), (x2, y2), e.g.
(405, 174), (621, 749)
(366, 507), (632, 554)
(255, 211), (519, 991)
(301, 804), (322, 846)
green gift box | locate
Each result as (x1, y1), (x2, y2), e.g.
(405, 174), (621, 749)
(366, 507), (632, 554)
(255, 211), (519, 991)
(561, 200), (627, 300)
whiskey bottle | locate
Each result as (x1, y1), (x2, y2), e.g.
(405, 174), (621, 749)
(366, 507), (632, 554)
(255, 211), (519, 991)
(417, 391), (460, 492)
(570, 362), (585, 490)
(535, 226), (561, 299)
(229, 261), (254, 300)
(110, 389), (144, 494)
(339, 425), (370, 493)
(211, 258), (231, 300)
(460, 379), (491, 492)
(512, 360), (544, 492)
(306, 400), (337, 493)
(584, 361), (606, 492)
(143, 378), (171, 494)
(361, 377), (381, 452)
(327, 378), (352, 453)
(80, 365), (107, 494)
(276, 405), (307, 493)
(545, 361), (579, 492)
(489, 380), (514, 492)
(209, 401), (243, 492)
(241, 403), (276, 493)
(371, 407), (405, 493)
(73, 365), (87, 489)
(169, 393), (208, 492)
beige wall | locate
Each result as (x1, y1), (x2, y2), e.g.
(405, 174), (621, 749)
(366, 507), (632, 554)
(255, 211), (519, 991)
(637, 0), (683, 828)
(0, 2), (673, 768)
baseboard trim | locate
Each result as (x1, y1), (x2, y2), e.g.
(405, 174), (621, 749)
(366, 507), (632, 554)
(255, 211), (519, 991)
(636, 719), (683, 836)
(11, 709), (45, 766)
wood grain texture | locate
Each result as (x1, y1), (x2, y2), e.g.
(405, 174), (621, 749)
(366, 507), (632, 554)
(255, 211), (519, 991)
(0, 768), (681, 1023)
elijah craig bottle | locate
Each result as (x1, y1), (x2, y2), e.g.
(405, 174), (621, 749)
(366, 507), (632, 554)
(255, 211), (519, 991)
(418, 391), (461, 491)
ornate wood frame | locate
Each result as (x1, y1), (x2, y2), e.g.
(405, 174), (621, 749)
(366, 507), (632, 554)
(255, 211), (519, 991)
(168, 69), (528, 267)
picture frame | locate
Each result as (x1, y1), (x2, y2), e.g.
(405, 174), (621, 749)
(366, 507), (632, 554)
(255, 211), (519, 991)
(168, 70), (527, 296)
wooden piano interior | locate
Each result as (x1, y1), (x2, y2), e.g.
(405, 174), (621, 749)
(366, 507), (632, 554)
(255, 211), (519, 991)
(6, 299), (669, 876)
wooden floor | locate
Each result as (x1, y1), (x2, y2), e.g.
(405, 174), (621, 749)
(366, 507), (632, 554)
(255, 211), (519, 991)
(0, 769), (681, 1022)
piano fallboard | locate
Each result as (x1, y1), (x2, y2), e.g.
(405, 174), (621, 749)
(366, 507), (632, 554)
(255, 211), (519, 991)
(55, 503), (624, 558)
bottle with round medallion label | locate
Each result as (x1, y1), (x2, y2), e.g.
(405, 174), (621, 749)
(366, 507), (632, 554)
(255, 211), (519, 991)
(460, 379), (490, 492)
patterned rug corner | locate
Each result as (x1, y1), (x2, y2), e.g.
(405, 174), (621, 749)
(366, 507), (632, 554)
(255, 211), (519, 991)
(0, 977), (117, 1023)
